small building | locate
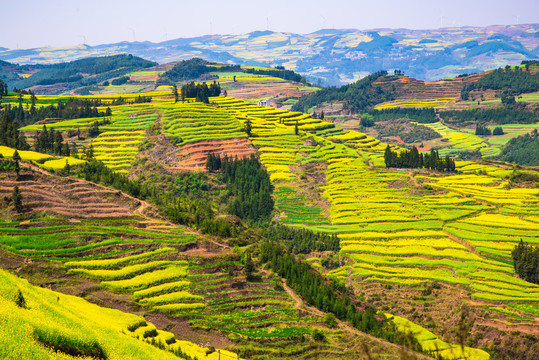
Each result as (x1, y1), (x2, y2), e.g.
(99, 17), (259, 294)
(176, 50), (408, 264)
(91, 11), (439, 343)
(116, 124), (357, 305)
(258, 99), (271, 107)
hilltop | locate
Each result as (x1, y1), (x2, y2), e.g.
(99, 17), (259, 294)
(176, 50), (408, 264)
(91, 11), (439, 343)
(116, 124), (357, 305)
(1, 24), (538, 85)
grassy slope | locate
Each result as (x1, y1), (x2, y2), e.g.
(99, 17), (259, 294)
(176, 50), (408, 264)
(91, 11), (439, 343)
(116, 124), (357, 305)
(0, 267), (211, 360)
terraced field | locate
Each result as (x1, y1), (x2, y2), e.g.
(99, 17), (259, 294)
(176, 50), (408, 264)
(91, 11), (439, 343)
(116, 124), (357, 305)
(0, 266), (240, 360)
(418, 121), (498, 157)
(2, 83), (537, 359)
(197, 96), (536, 358)
(374, 97), (453, 110)
(182, 257), (386, 359)
(0, 170), (141, 218)
(93, 111), (158, 173)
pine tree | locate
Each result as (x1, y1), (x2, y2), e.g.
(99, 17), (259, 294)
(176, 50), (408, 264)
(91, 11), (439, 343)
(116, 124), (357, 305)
(384, 145), (392, 168)
(173, 85), (179, 103)
(12, 186), (22, 213)
(12, 150), (21, 162)
(245, 118), (252, 136)
(244, 252), (254, 281)
(64, 159), (71, 175)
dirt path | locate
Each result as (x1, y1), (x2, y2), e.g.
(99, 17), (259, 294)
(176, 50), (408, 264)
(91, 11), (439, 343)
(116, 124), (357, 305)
(408, 170), (419, 187)
(445, 231), (478, 255)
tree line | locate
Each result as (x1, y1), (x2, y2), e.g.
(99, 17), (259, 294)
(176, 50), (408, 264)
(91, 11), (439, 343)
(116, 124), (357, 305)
(2, 97), (110, 125)
(180, 81), (221, 103)
(475, 124), (503, 136)
(439, 108), (537, 125)
(262, 223), (339, 254)
(260, 241), (399, 339)
(160, 58), (238, 82)
(0, 112), (30, 150)
(461, 66), (539, 99)
(207, 153), (273, 223)
(500, 129), (539, 166)
(34, 125), (72, 156)
(291, 71), (394, 114)
(384, 145), (456, 172)
(512, 240), (539, 284)
(244, 66), (307, 84)
(366, 107), (438, 124)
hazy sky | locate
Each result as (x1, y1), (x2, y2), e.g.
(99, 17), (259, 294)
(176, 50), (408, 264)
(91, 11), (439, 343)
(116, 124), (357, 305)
(2, 0), (538, 49)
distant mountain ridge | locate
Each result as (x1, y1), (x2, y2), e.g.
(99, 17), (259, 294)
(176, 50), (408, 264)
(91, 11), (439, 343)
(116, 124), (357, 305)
(0, 24), (538, 85)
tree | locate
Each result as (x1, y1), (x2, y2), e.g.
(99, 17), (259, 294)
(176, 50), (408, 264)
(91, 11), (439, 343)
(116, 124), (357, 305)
(12, 150), (21, 162)
(244, 251), (254, 281)
(173, 85), (179, 103)
(324, 313), (337, 328)
(12, 150), (21, 179)
(64, 159), (71, 175)
(295, 120), (299, 135)
(384, 145), (392, 168)
(244, 118), (252, 137)
(12, 186), (23, 213)
(86, 144), (94, 160)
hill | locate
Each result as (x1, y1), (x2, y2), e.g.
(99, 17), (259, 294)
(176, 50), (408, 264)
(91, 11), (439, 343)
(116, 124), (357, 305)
(0, 24), (538, 85)
(0, 62), (538, 359)
(0, 54), (157, 95)
(295, 63), (539, 160)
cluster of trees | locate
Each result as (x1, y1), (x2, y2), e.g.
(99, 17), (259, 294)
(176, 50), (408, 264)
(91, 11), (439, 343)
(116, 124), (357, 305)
(291, 71), (394, 113)
(384, 146), (456, 172)
(180, 81), (221, 103)
(159, 58), (308, 86)
(244, 66), (307, 84)
(512, 240), (539, 284)
(461, 66), (539, 99)
(500, 129), (539, 166)
(475, 124), (504, 136)
(366, 108), (438, 124)
(34, 125), (72, 156)
(260, 241), (389, 337)
(107, 96), (151, 106)
(160, 58), (239, 82)
(2, 97), (110, 125)
(0, 112), (30, 150)
(262, 224), (340, 254)
(207, 153), (273, 223)
(161, 58), (213, 82)
(440, 108), (536, 125)
(111, 76), (129, 85)
(359, 113), (374, 127)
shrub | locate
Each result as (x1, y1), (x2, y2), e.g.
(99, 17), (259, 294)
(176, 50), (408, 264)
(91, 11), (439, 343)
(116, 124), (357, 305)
(312, 329), (325, 341)
(127, 319), (147, 332)
(15, 289), (26, 308)
(143, 328), (158, 338)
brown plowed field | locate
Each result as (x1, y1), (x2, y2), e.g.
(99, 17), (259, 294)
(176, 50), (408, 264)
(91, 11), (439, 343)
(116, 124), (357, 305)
(376, 73), (486, 100)
(226, 80), (315, 100)
(0, 172), (139, 219)
(173, 138), (256, 171)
